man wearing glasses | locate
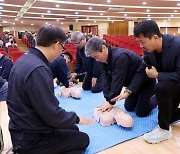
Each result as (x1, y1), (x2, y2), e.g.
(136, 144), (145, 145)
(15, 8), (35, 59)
(7, 25), (93, 153)
(71, 31), (102, 93)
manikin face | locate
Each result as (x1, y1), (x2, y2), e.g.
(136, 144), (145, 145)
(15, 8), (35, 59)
(136, 33), (158, 52)
(90, 45), (108, 63)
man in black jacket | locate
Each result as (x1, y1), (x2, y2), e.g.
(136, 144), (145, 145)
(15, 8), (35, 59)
(71, 31), (102, 93)
(7, 25), (93, 154)
(85, 36), (157, 117)
(130, 20), (179, 144)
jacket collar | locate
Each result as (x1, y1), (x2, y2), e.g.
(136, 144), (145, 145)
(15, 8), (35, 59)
(28, 47), (49, 66)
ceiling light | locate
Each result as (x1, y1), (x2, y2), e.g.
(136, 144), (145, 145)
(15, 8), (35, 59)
(21, 21), (24, 23)
(61, 22), (63, 25)
(147, 18), (151, 20)
(15, 18), (18, 21)
(164, 20), (166, 22)
(0, 0), (4, 2)
(106, 7), (124, 12)
(146, 9), (150, 12)
(177, 3), (180, 6)
(171, 15), (174, 17)
(2, 20), (7, 23)
(124, 14), (127, 16)
(41, 15), (44, 17)
(107, 0), (111, 3)
(168, 18), (171, 21)
(46, 22), (48, 24)
(75, 12), (78, 14)
(94, 20), (96, 23)
(56, 19), (59, 21)
(174, 10), (177, 12)
(143, 2), (147, 5)
(12, 23), (15, 25)
(148, 14), (151, 17)
(47, 10), (51, 13)
(88, 24), (90, 26)
(31, 23), (34, 25)
(107, 17), (110, 20)
(56, 4), (60, 7)
(89, 7), (92, 10)
(0, 7), (3, 9)
(100, 13), (103, 16)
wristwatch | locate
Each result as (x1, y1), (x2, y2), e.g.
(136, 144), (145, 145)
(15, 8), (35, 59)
(124, 88), (132, 96)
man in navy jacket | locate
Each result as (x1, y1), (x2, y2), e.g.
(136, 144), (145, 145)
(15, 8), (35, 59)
(85, 36), (156, 117)
(71, 31), (102, 93)
(7, 25), (93, 154)
(124, 20), (180, 144)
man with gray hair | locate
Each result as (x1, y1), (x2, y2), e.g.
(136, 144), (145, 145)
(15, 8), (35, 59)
(71, 31), (102, 93)
(85, 36), (157, 117)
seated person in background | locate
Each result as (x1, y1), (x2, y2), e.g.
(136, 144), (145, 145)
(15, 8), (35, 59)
(85, 36), (157, 117)
(7, 24), (93, 154)
(0, 53), (13, 80)
(71, 31), (102, 93)
(8, 40), (18, 48)
(0, 39), (8, 52)
(0, 76), (8, 101)
(6, 38), (17, 48)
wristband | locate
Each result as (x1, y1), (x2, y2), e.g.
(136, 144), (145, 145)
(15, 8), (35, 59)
(124, 88), (132, 96)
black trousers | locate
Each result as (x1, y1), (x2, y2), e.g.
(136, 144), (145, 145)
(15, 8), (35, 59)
(82, 73), (102, 93)
(12, 127), (89, 154)
(154, 81), (180, 130)
(124, 78), (156, 117)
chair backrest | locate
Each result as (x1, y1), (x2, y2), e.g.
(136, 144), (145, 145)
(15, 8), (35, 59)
(11, 52), (24, 63)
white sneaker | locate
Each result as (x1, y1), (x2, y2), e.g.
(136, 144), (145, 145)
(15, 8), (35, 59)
(143, 126), (172, 144)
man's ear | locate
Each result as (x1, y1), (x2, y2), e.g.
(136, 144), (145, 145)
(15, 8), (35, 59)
(101, 44), (106, 50)
(153, 34), (159, 40)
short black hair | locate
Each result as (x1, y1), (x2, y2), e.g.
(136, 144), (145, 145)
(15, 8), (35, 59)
(62, 51), (73, 61)
(134, 20), (162, 39)
(36, 24), (67, 47)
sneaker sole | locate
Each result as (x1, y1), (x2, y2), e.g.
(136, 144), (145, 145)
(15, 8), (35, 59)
(143, 134), (172, 144)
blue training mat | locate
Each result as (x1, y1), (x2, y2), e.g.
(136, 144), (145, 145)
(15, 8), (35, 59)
(55, 86), (158, 154)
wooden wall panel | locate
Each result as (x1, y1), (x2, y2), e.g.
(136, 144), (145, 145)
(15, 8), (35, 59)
(0, 26), (3, 36)
(160, 27), (178, 35)
(108, 22), (128, 35)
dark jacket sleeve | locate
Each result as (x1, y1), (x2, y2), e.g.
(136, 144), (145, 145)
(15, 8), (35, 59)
(49, 58), (69, 88)
(158, 50), (180, 83)
(103, 54), (130, 105)
(26, 67), (79, 129)
(93, 60), (101, 78)
(74, 49), (84, 73)
(1, 59), (13, 80)
(128, 60), (149, 94)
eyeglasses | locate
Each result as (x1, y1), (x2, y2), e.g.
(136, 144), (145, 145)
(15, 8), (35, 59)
(58, 42), (65, 51)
